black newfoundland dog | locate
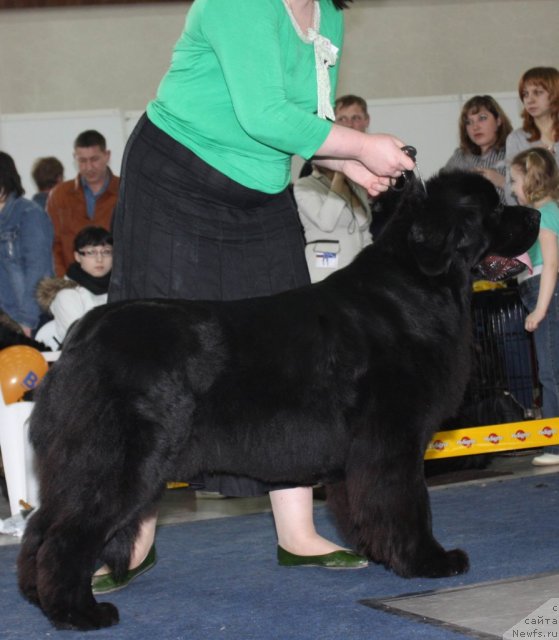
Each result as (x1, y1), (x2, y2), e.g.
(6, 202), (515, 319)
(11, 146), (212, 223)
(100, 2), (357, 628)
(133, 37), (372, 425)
(18, 171), (539, 630)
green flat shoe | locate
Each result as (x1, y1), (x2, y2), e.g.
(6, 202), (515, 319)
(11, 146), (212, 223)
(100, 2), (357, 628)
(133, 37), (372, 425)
(91, 545), (157, 595)
(277, 545), (368, 569)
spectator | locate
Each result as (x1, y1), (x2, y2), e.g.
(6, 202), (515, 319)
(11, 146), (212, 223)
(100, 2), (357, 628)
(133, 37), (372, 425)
(294, 164), (372, 282)
(505, 66), (559, 204)
(444, 95), (512, 202)
(333, 94), (370, 132)
(31, 156), (64, 210)
(0, 151), (54, 336)
(36, 226), (112, 347)
(511, 148), (559, 465)
(47, 130), (119, 276)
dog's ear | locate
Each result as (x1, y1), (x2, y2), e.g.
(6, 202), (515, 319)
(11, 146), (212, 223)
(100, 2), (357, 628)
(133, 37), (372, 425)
(408, 212), (455, 276)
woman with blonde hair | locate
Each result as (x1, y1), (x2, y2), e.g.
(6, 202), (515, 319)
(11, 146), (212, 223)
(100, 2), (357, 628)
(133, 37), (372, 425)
(506, 66), (559, 203)
(445, 95), (512, 201)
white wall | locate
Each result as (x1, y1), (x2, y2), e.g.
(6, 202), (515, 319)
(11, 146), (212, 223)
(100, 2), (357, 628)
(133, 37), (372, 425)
(0, 0), (556, 115)
(339, 0), (558, 99)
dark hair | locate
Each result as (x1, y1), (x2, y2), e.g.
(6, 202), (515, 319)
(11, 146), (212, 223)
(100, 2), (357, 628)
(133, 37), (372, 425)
(334, 94), (368, 115)
(458, 95), (513, 155)
(74, 130), (107, 151)
(332, 0), (352, 8)
(31, 156), (64, 191)
(73, 226), (113, 252)
(0, 151), (24, 198)
(518, 67), (559, 143)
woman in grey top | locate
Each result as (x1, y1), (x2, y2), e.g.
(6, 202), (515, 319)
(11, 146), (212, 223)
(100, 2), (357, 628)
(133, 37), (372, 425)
(445, 95), (512, 202)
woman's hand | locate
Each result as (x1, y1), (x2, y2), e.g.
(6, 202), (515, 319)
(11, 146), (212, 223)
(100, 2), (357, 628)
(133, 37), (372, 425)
(527, 230), (559, 332)
(338, 160), (393, 197)
(313, 127), (415, 196)
(344, 133), (415, 196)
(356, 133), (415, 179)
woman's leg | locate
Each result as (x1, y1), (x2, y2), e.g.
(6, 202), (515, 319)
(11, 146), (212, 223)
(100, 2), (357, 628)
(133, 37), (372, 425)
(94, 513), (158, 576)
(97, 487), (357, 582)
(269, 487), (345, 555)
(128, 514), (158, 568)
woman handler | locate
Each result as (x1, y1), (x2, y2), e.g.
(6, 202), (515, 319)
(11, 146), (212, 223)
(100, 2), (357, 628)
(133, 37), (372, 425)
(97, 0), (414, 592)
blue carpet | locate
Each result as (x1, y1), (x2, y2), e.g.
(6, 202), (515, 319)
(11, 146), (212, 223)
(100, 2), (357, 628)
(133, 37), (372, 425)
(1, 474), (558, 640)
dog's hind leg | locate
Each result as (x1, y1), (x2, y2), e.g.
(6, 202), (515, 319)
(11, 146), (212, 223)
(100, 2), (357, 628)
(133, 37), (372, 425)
(22, 345), (195, 629)
(34, 517), (120, 630)
(23, 436), (146, 627)
(30, 481), (166, 631)
(17, 508), (50, 606)
(329, 436), (469, 579)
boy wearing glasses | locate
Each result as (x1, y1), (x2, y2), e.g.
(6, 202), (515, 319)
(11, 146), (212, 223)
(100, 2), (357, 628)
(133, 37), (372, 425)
(36, 226), (112, 347)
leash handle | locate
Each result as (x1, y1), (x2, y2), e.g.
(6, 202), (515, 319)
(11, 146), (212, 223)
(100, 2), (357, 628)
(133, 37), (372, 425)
(389, 145), (423, 193)
(398, 145), (427, 193)
(401, 145), (417, 162)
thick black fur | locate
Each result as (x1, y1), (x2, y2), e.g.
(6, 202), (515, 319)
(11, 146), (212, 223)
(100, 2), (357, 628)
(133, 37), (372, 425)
(17, 172), (539, 630)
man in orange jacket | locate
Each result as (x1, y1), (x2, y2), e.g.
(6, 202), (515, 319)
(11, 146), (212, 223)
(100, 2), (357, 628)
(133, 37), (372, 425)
(47, 130), (119, 276)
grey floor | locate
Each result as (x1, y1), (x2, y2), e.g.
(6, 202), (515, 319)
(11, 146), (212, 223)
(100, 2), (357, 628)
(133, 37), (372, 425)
(370, 572), (559, 639)
(2, 450), (558, 640)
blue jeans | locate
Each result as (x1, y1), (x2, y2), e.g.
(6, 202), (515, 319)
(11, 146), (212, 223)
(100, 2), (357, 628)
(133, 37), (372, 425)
(520, 275), (559, 453)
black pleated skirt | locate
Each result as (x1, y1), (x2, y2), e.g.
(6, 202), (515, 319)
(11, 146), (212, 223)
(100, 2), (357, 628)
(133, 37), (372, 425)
(109, 115), (310, 496)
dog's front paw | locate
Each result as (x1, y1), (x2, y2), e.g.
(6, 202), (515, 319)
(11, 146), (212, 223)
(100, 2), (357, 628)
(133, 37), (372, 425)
(49, 602), (119, 631)
(416, 547), (469, 578)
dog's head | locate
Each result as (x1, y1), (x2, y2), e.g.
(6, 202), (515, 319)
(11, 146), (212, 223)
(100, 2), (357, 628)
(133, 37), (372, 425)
(407, 171), (540, 279)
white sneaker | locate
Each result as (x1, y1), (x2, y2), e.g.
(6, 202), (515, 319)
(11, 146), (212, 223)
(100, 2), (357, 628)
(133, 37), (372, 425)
(532, 452), (559, 466)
